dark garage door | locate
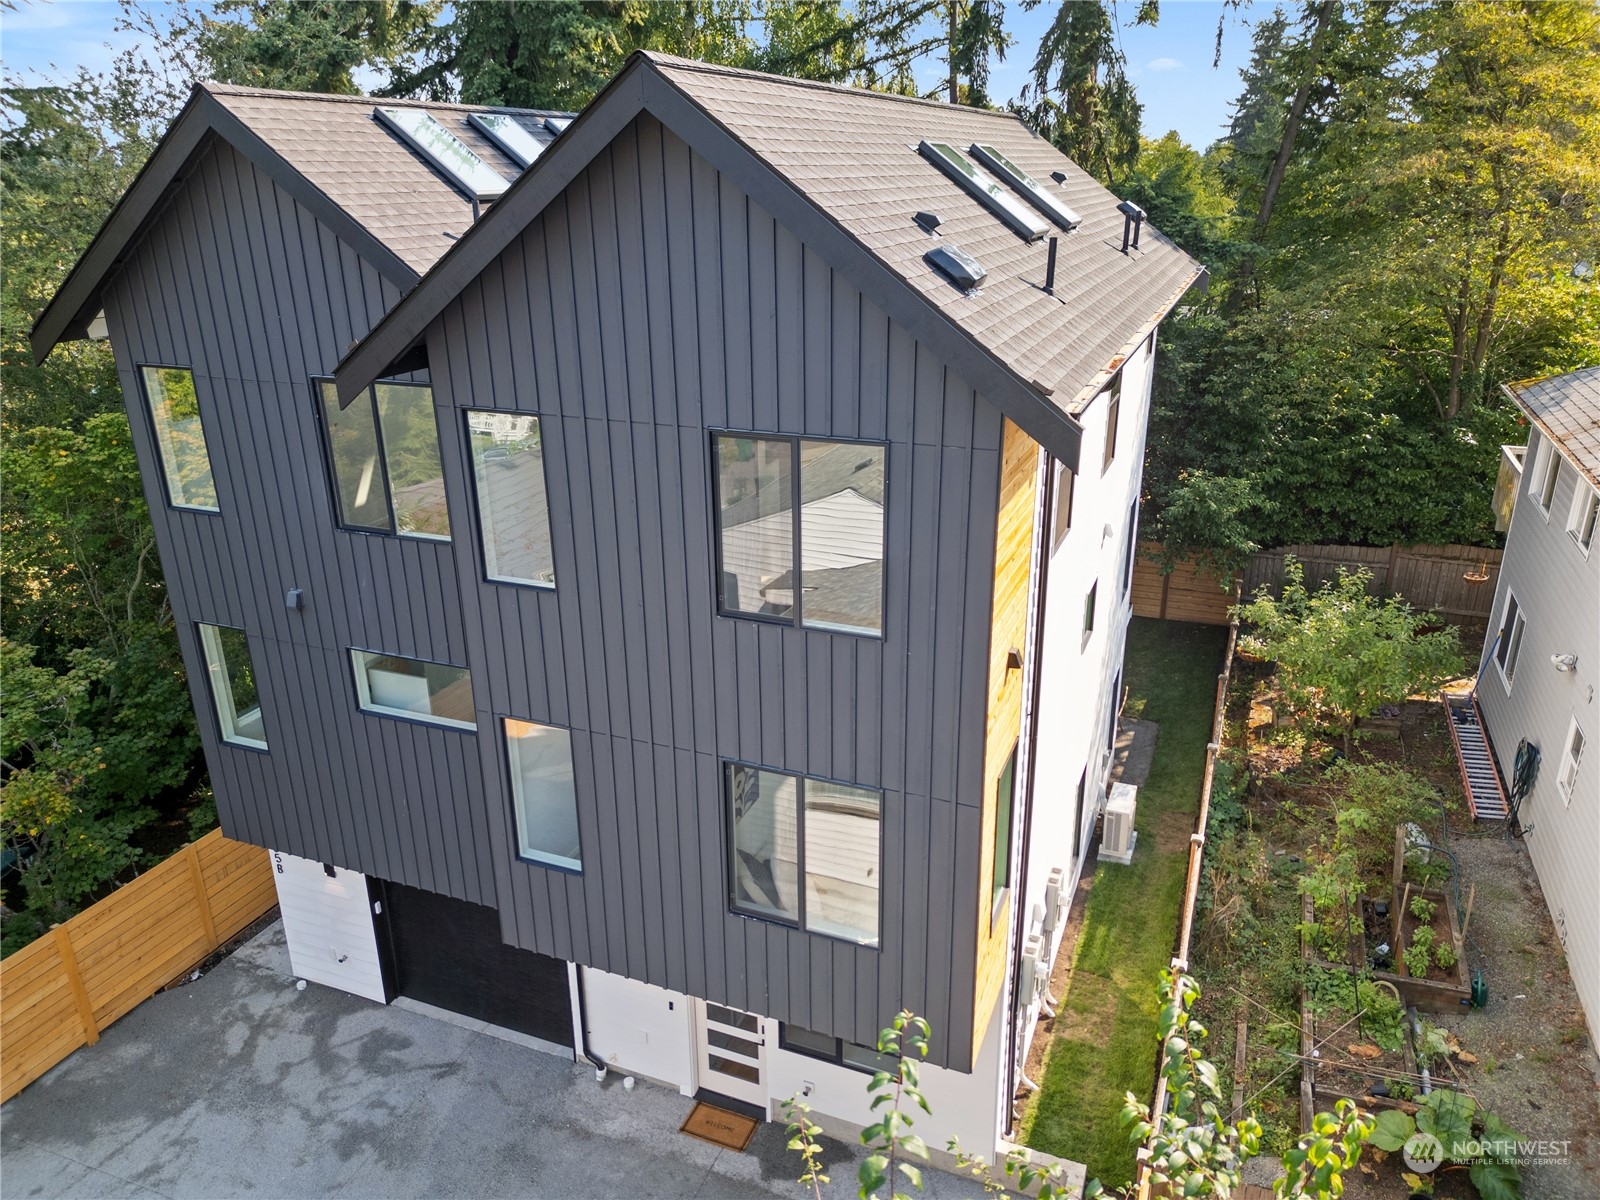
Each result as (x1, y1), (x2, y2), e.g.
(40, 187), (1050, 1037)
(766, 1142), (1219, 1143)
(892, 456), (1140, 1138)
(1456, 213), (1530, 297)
(380, 882), (573, 1047)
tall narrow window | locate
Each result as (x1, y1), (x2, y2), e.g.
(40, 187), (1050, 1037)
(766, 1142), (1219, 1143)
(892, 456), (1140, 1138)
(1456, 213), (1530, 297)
(726, 763), (881, 946)
(318, 380), (450, 539)
(1557, 719), (1586, 803)
(1084, 580), (1099, 640)
(505, 719), (581, 870)
(467, 411), (555, 586)
(1050, 459), (1074, 553)
(714, 435), (885, 636)
(1568, 486), (1598, 554)
(991, 744), (1018, 915)
(1072, 768), (1088, 860)
(1121, 499), (1140, 597)
(1536, 446), (1561, 513)
(141, 367), (218, 510)
(351, 650), (475, 729)
(198, 623), (266, 749)
(1495, 593), (1526, 688)
(1101, 372), (1122, 472)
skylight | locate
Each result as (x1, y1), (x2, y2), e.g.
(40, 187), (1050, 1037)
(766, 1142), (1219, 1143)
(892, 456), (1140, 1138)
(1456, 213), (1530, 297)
(969, 144), (1082, 231)
(544, 116), (573, 136)
(469, 112), (545, 169)
(917, 141), (1048, 241)
(376, 106), (510, 201)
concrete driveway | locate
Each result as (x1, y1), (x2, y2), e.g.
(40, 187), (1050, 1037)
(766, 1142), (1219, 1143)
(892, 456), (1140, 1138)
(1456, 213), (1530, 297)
(1, 923), (984, 1200)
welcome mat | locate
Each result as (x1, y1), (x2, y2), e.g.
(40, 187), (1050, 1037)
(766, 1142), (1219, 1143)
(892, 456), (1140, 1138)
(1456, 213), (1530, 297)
(680, 1101), (759, 1151)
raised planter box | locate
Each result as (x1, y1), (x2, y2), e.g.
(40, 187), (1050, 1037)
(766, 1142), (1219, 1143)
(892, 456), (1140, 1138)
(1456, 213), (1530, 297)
(1386, 883), (1471, 1013)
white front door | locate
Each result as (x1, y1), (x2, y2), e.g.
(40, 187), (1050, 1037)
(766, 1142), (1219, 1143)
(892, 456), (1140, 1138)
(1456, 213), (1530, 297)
(694, 999), (768, 1109)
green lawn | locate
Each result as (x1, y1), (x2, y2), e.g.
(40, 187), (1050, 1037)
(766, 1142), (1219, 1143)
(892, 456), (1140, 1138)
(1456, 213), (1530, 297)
(1020, 617), (1228, 1187)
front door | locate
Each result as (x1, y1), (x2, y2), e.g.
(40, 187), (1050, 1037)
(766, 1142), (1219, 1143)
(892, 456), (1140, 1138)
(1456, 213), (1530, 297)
(694, 999), (768, 1110)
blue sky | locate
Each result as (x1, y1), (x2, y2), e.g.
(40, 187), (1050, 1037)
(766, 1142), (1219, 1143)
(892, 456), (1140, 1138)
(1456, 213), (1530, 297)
(3, 0), (1258, 150)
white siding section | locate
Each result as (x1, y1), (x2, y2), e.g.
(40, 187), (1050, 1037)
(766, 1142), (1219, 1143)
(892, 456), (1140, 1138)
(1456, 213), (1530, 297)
(1476, 425), (1600, 1044)
(579, 967), (697, 1093)
(271, 850), (387, 1003)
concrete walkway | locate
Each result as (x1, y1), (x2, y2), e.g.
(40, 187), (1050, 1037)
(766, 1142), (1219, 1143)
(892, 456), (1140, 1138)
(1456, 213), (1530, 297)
(1, 923), (992, 1200)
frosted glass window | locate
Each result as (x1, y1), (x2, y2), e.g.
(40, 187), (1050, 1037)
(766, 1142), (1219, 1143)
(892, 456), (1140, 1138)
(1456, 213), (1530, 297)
(141, 367), (218, 510)
(714, 435), (885, 635)
(352, 650), (474, 729)
(506, 719), (581, 870)
(199, 623), (265, 749)
(467, 411), (554, 586)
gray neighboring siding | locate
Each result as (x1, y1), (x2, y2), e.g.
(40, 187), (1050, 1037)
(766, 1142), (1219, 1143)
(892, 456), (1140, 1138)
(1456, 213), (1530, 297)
(1477, 428), (1600, 1039)
(101, 138), (495, 906)
(428, 115), (998, 1066)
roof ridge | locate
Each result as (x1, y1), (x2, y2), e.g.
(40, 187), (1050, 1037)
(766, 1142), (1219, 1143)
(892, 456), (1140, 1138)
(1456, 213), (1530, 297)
(200, 80), (571, 118)
(638, 50), (1031, 124)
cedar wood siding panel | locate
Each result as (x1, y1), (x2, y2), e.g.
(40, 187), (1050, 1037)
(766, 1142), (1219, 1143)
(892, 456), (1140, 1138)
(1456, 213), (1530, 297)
(99, 140), (494, 906)
(1476, 428), (1600, 1039)
(426, 116), (998, 1068)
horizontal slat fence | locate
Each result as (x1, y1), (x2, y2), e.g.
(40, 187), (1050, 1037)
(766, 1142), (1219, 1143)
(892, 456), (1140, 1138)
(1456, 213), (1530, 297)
(1133, 542), (1503, 627)
(0, 829), (275, 1102)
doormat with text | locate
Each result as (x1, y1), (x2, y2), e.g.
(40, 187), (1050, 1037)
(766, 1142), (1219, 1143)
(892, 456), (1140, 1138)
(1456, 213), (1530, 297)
(679, 1101), (759, 1151)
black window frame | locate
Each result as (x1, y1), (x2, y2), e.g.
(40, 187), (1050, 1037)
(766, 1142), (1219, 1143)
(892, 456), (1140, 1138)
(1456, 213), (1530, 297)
(709, 431), (888, 639)
(499, 714), (584, 875)
(991, 741), (1018, 923)
(1083, 579), (1099, 646)
(136, 363), (222, 513)
(348, 646), (477, 732)
(195, 620), (270, 754)
(778, 1023), (899, 1074)
(462, 408), (558, 591)
(723, 759), (885, 949)
(1101, 371), (1123, 473)
(312, 375), (450, 541)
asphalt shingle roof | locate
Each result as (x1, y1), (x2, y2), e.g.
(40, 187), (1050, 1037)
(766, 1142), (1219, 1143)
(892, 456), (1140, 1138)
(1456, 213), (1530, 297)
(1507, 367), (1600, 489)
(645, 53), (1203, 413)
(205, 83), (565, 274)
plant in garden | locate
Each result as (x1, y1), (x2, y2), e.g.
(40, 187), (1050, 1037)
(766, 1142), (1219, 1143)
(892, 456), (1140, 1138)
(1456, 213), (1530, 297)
(1366, 1090), (1523, 1200)
(1405, 926), (1436, 978)
(779, 1096), (830, 1200)
(1434, 942), (1458, 971)
(859, 1010), (933, 1200)
(1233, 560), (1465, 752)
(1410, 896), (1436, 925)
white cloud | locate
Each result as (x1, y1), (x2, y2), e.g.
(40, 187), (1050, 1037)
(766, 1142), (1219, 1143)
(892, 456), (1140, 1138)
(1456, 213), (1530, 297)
(1148, 57), (1183, 72)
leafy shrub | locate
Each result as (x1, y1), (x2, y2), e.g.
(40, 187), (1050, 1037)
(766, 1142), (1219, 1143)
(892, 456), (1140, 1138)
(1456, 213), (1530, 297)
(1410, 895), (1436, 924)
(1303, 966), (1406, 1052)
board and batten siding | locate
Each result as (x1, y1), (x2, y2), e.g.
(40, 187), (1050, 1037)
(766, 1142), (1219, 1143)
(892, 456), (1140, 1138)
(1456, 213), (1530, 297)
(1476, 427), (1600, 1043)
(100, 138), (497, 908)
(425, 114), (1001, 1068)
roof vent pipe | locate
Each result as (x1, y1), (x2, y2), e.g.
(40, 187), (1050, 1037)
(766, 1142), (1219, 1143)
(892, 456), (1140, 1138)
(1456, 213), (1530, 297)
(1044, 236), (1059, 295)
(1117, 200), (1146, 254)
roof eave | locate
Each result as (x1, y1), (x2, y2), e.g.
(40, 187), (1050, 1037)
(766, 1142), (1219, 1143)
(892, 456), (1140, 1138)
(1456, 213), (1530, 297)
(1503, 377), (1600, 492)
(30, 85), (421, 367)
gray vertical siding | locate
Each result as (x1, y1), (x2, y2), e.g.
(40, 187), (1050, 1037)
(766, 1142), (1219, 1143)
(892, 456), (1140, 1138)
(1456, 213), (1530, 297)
(428, 116), (999, 1066)
(101, 138), (494, 907)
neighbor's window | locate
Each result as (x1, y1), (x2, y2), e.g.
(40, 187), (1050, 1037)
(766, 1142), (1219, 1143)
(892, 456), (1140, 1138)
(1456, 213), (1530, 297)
(198, 623), (266, 749)
(1050, 459), (1074, 553)
(467, 411), (555, 586)
(1084, 580), (1099, 637)
(726, 762), (881, 946)
(1101, 371), (1122, 472)
(991, 744), (1018, 915)
(1120, 499), (1139, 597)
(505, 719), (581, 870)
(1495, 593), (1526, 688)
(351, 650), (475, 729)
(779, 1024), (898, 1074)
(714, 435), (885, 636)
(1557, 718), (1586, 804)
(140, 366), (219, 511)
(318, 380), (450, 539)
(1534, 444), (1561, 514)
(1568, 486), (1599, 554)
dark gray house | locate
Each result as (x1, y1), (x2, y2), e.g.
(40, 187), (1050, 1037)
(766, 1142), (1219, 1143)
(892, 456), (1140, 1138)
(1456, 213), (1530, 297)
(36, 52), (1201, 1166)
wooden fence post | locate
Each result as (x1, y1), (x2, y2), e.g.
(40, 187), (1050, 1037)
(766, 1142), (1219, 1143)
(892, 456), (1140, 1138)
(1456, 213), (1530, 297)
(185, 842), (219, 955)
(51, 925), (99, 1046)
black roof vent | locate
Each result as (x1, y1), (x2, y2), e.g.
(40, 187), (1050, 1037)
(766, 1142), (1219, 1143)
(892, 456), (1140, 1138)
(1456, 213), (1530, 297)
(1050, 170), (1067, 184)
(914, 210), (943, 234)
(1117, 200), (1147, 252)
(925, 243), (986, 289)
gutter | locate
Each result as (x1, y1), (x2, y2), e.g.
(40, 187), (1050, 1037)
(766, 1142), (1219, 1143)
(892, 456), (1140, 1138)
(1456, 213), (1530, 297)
(573, 965), (610, 1080)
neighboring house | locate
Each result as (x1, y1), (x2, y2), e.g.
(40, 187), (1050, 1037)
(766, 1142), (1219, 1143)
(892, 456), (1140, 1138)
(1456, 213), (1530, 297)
(34, 52), (1202, 1165)
(1476, 367), (1600, 1045)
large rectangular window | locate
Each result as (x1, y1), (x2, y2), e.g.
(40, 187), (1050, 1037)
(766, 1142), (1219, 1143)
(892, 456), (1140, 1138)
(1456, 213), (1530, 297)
(318, 380), (450, 539)
(198, 623), (266, 749)
(991, 744), (1018, 916)
(505, 719), (580, 870)
(141, 366), (218, 511)
(351, 650), (475, 729)
(726, 763), (881, 947)
(467, 411), (555, 586)
(714, 435), (885, 636)
(1495, 593), (1526, 689)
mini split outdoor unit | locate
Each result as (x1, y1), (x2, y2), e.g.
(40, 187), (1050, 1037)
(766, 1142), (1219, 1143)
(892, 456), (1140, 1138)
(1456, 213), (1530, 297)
(1101, 782), (1138, 865)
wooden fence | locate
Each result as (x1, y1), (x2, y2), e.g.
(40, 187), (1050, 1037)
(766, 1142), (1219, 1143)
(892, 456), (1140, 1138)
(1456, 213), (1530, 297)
(0, 829), (275, 1102)
(1132, 542), (1503, 626)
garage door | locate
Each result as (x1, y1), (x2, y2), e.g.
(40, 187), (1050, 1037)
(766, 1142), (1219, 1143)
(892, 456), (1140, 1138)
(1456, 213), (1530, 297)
(380, 882), (573, 1047)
